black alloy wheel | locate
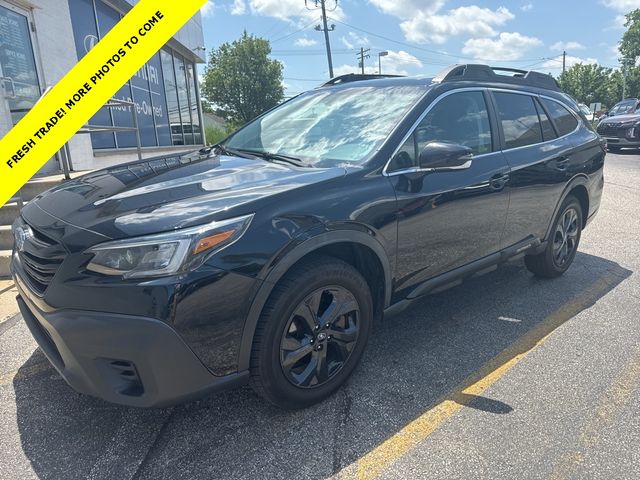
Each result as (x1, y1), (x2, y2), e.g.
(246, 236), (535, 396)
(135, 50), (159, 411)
(250, 255), (372, 409)
(551, 207), (580, 268)
(279, 286), (360, 388)
(525, 195), (583, 278)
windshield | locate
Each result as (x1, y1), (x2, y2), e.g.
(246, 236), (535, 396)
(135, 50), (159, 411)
(224, 85), (427, 167)
(610, 100), (637, 115)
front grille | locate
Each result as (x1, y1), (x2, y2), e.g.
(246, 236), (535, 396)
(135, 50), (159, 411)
(19, 251), (63, 294)
(597, 123), (624, 136)
(16, 220), (66, 296)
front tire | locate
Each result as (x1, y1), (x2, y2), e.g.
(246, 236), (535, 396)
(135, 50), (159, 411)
(250, 256), (373, 409)
(525, 195), (583, 278)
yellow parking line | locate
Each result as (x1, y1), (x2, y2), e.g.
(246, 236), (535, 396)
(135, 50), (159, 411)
(549, 349), (640, 479)
(336, 272), (620, 480)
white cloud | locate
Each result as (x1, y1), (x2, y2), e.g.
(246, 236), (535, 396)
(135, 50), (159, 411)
(462, 32), (543, 61)
(340, 31), (369, 49)
(248, 0), (345, 23)
(521, 2), (533, 11)
(231, 0), (246, 15)
(400, 6), (515, 44)
(542, 55), (598, 71)
(294, 36), (318, 47)
(201, 1), (215, 17)
(333, 49), (423, 76)
(601, 0), (640, 12)
(370, 1), (515, 44)
(369, 0), (444, 19)
(380, 50), (423, 75)
(550, 41), (586, 51)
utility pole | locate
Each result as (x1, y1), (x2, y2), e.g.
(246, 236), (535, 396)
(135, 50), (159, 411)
(307, 1), (337, 78)
(621, 57), (634, 100)
(562, 50), (566, 74)
(357, 47), (370, 74)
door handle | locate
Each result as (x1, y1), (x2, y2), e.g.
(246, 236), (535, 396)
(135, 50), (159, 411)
(490, 172), (510, 189)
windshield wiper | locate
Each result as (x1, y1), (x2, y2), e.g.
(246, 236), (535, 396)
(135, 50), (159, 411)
(211, 144), (260, 160)
(241, 150), (309, 168)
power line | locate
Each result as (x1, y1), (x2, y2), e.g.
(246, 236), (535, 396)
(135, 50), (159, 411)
(327, 17), (552, 64)
(271, 21), (317, 43)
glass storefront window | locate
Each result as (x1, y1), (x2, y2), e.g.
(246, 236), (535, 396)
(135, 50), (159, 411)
(160, 49), (183, 146)
(174, 53), (195, 146)
(186, 63), (203, 145)
(68, 0), (203, 150)
(0, 5), (41, 126)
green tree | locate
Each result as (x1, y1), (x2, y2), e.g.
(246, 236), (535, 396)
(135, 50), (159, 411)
(620, 9), (640, 60)
(202, 31), (284, 127)
(558, 63), (613, 106)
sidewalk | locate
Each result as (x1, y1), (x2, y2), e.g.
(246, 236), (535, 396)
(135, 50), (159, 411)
(0, 280), (19, 331)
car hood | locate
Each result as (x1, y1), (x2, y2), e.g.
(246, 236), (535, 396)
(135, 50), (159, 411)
(24, 151), (346, 239)
(599, 113), (640, 124)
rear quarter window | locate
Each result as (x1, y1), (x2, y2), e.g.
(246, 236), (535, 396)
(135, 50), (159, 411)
(540, 98), (579, 136)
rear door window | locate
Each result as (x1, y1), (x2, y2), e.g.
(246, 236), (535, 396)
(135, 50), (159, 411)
(540, 98), (579, 137)
(493, 92), (543, 149)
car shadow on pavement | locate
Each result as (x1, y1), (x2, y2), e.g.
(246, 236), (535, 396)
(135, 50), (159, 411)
(12, 252), (631, 480)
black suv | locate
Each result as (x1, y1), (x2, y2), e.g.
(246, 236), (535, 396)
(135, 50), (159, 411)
(11, 65), (605, 408)
(597, 98), (640, 151)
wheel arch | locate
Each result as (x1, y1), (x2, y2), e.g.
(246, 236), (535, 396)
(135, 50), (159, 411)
(237, 230), (393, 371)
(544, 174), (590, 241)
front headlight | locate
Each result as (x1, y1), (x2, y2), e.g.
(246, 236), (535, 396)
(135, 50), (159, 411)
(86, 214), (253, 278)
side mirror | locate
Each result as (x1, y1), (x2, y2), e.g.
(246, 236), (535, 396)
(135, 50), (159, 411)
(419, 142), (473, 170)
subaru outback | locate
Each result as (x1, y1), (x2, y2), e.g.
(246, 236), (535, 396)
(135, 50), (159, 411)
(11, 64), (605, 408)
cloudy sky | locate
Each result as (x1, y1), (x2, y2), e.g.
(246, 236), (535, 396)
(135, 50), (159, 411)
(199, 0), (637, 96)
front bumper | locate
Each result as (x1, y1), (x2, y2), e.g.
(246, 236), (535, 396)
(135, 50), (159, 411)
(602, 136), (640, 148)
(14, 275), (248, 407)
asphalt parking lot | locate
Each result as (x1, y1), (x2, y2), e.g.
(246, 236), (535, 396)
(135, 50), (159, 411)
(1, 152), (639, 480)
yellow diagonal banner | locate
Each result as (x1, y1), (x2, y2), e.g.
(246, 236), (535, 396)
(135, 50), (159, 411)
(0, 0), (206, 207)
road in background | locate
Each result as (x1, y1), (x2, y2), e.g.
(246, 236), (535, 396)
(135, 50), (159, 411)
(0, 152), (638, 480)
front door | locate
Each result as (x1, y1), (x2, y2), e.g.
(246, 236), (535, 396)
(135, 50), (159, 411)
(0, 2), (42, 137)
(387, 89), (511, 296)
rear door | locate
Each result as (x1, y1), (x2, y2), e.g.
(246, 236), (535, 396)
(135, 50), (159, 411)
(491, 90), (578, 247)
(388, 89), (511, 295)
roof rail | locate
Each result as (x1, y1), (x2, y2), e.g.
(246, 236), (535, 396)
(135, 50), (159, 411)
(433, 64), (560, 91)
(321, 73), (405, 87)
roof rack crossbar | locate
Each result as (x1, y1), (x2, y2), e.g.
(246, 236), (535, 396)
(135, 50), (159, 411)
(321, 73), (405, 87)
(433, 64), (560, 91)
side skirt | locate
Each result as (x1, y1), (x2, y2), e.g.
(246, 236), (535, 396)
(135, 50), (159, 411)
(384, 236), (545, 318)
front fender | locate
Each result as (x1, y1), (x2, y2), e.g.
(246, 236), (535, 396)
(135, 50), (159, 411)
(237, 227), (393, 371)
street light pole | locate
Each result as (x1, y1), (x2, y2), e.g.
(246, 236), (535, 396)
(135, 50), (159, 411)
(378, 50), (388, 74)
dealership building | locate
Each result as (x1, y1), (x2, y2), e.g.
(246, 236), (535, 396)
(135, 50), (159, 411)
(0, 0), (206, 175)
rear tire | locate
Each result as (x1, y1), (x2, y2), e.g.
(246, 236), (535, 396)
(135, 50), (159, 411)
(525, 195), (583, 278)
(250, 255), (373, 409)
